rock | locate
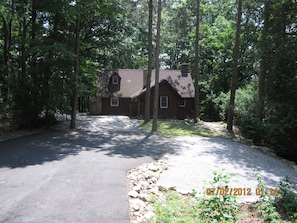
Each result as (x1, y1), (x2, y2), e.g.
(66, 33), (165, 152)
(260, 147), (274, 154)
(149, 186), (159, 195)
(142, 173), (150, 179)
(130, 203), (140, 211)
(158, 194), (166, 203)
(177, 189), (189, 195)
(128, 174), (138, 181)
(168, 186), (177, 191)
(148, 164), (159, 172)
(139, 181), (150, 189)
(127, 160), (169, 222)
(139, 193), (150, 202)
(130, 198), (145, 210)
(144, 211), (155, 220)
(148, 177), (158, 184)
(136, 216), (145, 222)
(157, 184), (167, 191)
(133, 211), (140, 217)
(151, 172), (160, 179)
(128, 190), (139, 198)
(232, 138), (240, 142)
(133, 186), (141, 192)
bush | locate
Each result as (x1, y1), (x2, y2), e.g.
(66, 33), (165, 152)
(211, 82), (297, 161)
(276, 177), (297, 221)
(265, 107), (297, 160)
(215, 83), (264, 143)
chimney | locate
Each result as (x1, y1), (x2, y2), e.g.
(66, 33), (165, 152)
(181, 63), (188, 77)
(143, 69), (148, 88)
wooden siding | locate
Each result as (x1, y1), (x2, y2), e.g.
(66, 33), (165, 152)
(100, 82), (194, 119)
(101, 98), (130, 115)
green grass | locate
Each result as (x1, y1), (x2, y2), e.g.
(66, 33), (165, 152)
(147, 171), (296, 223)
(140, 120), (222, 138)
(149, 191), (203, 223)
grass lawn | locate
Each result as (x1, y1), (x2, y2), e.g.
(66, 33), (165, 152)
(140, 120), (223, 138)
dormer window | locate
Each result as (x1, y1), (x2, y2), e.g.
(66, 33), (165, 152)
(112, 75), (119, 84)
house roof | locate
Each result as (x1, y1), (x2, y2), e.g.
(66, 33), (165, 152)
(97, 69), (195, 98)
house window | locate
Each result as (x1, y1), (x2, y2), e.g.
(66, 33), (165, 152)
(110, 97), (119, 106)
(160, 96), (168, 108)
(178, 99), (186, 107)
(112, 75), (119, 84)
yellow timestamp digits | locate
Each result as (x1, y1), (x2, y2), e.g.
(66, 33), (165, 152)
(206, 187), (279, 196)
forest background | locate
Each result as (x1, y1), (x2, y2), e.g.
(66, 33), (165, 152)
(0, 0), (296, 161)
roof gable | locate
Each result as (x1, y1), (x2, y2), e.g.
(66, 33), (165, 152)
(97, 69), (195, 98)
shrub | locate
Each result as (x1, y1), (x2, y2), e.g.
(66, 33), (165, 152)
(215, 83), (264, 143)
(265, 107), (297, 161)
(276, 177), (297, 221)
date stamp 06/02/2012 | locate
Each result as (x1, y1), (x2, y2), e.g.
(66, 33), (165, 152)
(206, 187), (279, 196)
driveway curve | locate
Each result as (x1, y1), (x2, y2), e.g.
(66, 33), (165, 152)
(1, 116), (296, 223)
(0, 115), (179, 223)
(159, 136), (297, 203)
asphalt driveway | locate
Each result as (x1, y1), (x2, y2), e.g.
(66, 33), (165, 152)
(0, 115), (178, 223)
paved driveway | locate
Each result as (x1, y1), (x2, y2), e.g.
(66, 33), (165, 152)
(0, 115), (178, 223)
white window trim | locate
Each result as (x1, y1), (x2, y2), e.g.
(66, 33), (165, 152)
(112, 75), (118, 84)
(178, 99), (186, 107)
(160, 96), (168, 108)
(110, 97), (119, 106)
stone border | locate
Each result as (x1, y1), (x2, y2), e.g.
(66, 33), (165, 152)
(127, 160), (170, 223)
(127, 136), (297, 223)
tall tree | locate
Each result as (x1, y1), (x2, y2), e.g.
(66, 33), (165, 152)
(194, 0), (201, 123)
(257, 1), (270, 121)
(70, 1), (81, 129)
(152, 0), (162, 132)
(144, 0), (153, 123)
(227, 0), (243, 133)
(0, 1), (13, 107)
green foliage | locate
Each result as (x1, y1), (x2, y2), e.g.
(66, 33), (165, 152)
(276, 177), (297, 221)
(0, 0), (125, 128)
(255, 172), (281, 223)
(150, 170), (296, 222)
(150, 191), (200, 223)
(150, 169), (239, 223)
(140, 119), (222, 137)
(199, 169), (239, 223)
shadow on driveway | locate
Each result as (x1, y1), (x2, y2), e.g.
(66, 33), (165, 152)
(0, 121), (180, 169)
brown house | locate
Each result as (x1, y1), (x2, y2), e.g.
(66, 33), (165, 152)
(93, 66), (195, 119)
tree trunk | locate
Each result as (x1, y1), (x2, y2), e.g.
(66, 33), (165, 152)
(152, 0), (162, 132)
(227, 0), (242, 133)
(1, 15), (12, 104)
(257, 1), (270, 121)
(144, 0), (153, 123)
(70, 3), (80, 129)
(20, 15), (27, 83)
(194, 0), (200, 123)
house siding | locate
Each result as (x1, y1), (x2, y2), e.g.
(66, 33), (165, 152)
(177, 98), (194, 119)
(147, 82), (194, 119)
(96, 69), (195, 119)
(101, 98), (130, 115)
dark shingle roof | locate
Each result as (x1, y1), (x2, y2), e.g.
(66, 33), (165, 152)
(97, 69), (195, 98)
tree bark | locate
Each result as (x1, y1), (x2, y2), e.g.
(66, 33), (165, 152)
(257, 1), (270, 121)
(144, 0), (153, 123)
(152, 0), (162, 132)
(70, 3), (80, 129)
(194, 0), (200, 123)
(1, 15), (12, 104)
(227, 0), (242, 133)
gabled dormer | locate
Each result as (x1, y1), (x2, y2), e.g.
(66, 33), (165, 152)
(108, 72), (121, 93)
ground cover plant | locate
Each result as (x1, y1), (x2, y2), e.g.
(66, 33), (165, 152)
(148, 170), (297, 223)
(140, 120), (222, 138)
